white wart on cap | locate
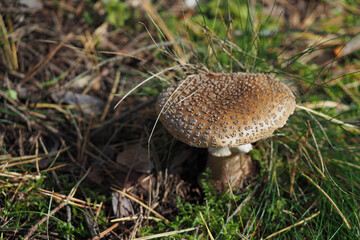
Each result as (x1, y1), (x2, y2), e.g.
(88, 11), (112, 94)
(157, 72), (296, 148)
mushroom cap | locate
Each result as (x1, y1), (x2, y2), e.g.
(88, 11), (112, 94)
(156, 72), (296, 148)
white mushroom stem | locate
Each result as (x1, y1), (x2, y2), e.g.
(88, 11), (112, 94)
(230, 143), (253, 153)
(206, 144), (255, 191)
(208, 147), (232, 157)
(208, 144), (253, 157)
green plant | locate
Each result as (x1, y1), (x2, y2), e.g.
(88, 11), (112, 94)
(103, 0), (131, 27)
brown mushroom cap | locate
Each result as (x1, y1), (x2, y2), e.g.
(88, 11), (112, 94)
(157, 72), (296, 148)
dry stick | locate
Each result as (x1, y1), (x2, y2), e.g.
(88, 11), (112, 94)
(22, 33), (73, 84)
(301, 172), (352, 229)
(264, 211), (320, 239)
(24, 201), (67, 240)
(111, 187), (169, 224)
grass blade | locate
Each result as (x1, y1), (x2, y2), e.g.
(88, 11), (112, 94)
(301, 172), (351, 230)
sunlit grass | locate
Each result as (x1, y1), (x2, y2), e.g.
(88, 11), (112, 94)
(139, 0), (360, 239)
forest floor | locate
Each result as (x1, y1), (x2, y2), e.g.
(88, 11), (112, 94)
(1, 0), (360, 239)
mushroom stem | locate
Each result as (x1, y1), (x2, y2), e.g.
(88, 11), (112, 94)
(206, 145), (257, 191)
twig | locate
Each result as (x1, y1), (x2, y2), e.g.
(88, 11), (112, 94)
(24, 201), (67, 240)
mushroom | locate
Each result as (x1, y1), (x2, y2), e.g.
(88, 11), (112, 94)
(156, 72), (296, 191)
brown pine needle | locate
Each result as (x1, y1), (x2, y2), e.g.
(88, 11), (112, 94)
(0, 148), (69, 168)
(302, 172), (352, 229)
(39, 188), (102, 209)
(264, 211), (321, 239)
(92, 222), (120, 240)
(199, 211), (214, 240)
(0, 171), (43, 180)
